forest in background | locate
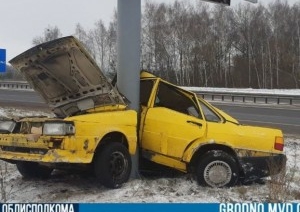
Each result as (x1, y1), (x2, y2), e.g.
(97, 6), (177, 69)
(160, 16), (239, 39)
(2, 0), (300, 89)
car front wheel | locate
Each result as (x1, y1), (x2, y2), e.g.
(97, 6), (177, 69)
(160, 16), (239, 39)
(94, 143), (132, 189)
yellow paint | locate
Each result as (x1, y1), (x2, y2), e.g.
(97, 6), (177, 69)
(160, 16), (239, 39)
(143, 150), (187, 172)
(139, 71), (284, 172)
(0, 110), (137, 163)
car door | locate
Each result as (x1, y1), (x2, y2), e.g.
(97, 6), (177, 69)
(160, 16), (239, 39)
(140, 80), (206, 159)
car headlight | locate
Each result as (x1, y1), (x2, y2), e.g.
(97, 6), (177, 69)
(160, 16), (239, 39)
(0, 120), (16, 133)
(43, 121), (75, 136)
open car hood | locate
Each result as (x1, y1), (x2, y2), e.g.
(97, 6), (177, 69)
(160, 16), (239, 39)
(9, 36), (125, 117)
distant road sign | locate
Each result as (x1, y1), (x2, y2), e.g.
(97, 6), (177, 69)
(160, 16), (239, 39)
(202, 0), (257, 5)
(244, 0), (258, 3)
(0, 49), (6, 72)
(202, 0), (230, 5)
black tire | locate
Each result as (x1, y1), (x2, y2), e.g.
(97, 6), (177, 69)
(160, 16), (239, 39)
(94, 143), (131, 189)
(196, 150), (239, 188)
(16, 161), (53, 179)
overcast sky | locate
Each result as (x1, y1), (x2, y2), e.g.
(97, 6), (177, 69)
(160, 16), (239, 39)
(0, 0), (298, 61)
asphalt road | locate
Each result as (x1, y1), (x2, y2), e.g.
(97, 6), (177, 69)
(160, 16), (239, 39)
(212, 102), (300, 136)
(0, 89), (47, 108)
(0, 89), (299, 136)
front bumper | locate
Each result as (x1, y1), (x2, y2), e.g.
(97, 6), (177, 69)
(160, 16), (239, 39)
(239, 154), (287, 182)
(0, 148), (94, 164)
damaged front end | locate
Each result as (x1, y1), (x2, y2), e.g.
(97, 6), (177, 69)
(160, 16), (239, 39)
(0, 117), (92, 164)
(0, 36), (137, 188)
(9, 36), (126, 118)
(0, 36), (129, 165)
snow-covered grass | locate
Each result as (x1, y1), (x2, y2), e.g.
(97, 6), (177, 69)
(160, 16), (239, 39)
(0, 107), (299, 203)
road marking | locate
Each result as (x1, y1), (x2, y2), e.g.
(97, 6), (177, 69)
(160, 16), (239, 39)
(211, 101), (300, 111)
(240, 119), (300, 127)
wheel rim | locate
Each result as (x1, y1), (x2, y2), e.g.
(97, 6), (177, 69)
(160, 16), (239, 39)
(109, 151), (128, 180)
(203, 160), (232, 187)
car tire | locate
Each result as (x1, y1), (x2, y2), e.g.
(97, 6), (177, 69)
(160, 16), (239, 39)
(94, 142), (132, 189)
(16, 161), (53, 179)
(196, 150), (239, 188)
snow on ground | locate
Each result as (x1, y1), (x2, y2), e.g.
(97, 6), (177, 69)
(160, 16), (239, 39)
(0, 107), (299, 203)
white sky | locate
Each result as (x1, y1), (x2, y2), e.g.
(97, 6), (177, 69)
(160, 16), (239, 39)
(0, 0), (298, 62)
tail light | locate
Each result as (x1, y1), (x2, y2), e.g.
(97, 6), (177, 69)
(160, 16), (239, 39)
(274, 136), (284, 151)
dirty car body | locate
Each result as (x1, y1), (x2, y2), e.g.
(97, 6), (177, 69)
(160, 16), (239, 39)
(0, 37), (137, 188)
(0, 36), (286, 188)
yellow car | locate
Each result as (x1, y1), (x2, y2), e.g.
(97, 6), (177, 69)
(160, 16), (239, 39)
(0, 36), (286, 188)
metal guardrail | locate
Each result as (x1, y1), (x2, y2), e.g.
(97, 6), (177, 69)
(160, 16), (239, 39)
(0, 81), (32, 90)
(194, 91), (300, 106)
(1, 81), (299, 106)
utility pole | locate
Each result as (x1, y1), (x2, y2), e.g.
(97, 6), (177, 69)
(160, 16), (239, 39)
(117, 0), (141, 178)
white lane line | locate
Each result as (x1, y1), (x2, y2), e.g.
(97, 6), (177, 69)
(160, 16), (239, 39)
(240, 119), (300, 127)
(211, 102), (300, 111)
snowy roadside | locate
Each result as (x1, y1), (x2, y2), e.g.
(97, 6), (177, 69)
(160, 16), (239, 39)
(0, 106), (299, 203)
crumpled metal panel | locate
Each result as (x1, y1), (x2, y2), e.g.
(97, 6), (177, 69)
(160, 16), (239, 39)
(10, 36), (125, 117)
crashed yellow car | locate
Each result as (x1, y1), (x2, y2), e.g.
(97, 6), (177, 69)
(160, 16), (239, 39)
(0, 36), (286, 188)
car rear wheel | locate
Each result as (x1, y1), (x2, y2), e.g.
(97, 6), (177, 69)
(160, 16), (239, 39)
(16, 161), (53, 179)
(196, 150), (239, 188)
(94, 142), (131, 189)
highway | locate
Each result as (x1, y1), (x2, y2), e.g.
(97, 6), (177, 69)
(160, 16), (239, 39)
(0, 89), (46, 107)
(212, 102), (300, 136)
(0, 89), (299, 136)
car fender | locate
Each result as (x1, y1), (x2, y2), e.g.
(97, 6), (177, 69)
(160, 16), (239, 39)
(182, 138), (236, 163)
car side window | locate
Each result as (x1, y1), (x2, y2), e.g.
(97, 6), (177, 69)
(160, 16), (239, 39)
(154, 82), (202, 118)
(199, 101), (221, 122)
(140, 80), (155, 106)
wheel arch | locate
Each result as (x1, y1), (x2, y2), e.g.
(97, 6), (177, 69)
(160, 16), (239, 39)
(188, 143), (239, 172)
(94, 131), (129, 156)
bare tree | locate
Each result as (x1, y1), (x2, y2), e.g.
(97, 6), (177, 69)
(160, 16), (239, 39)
(32, 25), (62, 45)
(32, 1), (300, 89)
